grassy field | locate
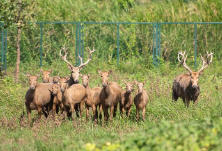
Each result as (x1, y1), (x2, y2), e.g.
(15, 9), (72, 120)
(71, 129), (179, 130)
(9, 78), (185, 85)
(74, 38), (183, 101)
(1, 60), (222, 150)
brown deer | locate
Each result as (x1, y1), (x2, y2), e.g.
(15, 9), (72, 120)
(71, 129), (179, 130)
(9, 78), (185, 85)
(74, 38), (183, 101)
(134, 80), (148, 121)
(98, 70), (122, 121)
(59, 46), (96, 118)
(120, 80), (135, 118)
(50, 77), (70, 117)
(81, 74), (103, 121)
(172, 50), (213, 107)
(25, 73), (53, 122)
(40, 68), (60, 84)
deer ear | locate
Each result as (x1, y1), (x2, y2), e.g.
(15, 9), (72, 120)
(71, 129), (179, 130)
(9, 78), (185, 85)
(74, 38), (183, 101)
(88, 73), (91, 77)
(109, 70), (113, 74)
(49, 69), (53, 73)
(199, 71), (204, 75)
(48, 83), (53, 86)
(80, 74), (83, 77)
(134, 80), (138, 85)
(143, 80), (147, 85)
(27, 73), (30, 77)
(40, 68), (43, 73)
(97, 69), (101, 75)
(36, 74), (40, 78)
(66, 76), (70, 81)
(124, 80), (127, 85)
(68, 64), (72, 70)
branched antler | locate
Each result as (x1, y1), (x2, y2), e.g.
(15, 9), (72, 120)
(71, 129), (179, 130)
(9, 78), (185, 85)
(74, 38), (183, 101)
(198, 51), (213, 73)
(59, 46), (74, 68)
(178, 50), (193, 73)
(78, 47), (96, 69)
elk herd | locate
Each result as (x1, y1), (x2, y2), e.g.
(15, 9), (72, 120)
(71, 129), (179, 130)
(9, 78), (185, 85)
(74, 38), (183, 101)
(25, 47), (213, 123)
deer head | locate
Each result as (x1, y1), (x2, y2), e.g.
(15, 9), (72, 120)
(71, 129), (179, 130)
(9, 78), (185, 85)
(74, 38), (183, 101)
(50, 83), (60, 95)
(135, 80), (146, 94)
(40, 68), (53, 83)
(59, 77), (70, 92)
(27, 73), (39, 90)
(81, 74), (90, 88)
(60, 46), (96, 83)
(98, 70), (113, 88)
(53, 76), (60, 84)
(124, 80), (135, 94)
(178, 50), (213, 89)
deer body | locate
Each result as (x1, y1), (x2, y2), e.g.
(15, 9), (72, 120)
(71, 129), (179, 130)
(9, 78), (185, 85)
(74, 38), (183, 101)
(25, 75), (53, 122)
(134, 81), (148, 121)
(120, 81), (135, 118)
(172, 51), (213, 107)
(98, 70), (122, 121)
(82, 74), (103, 121)
(62, 84), (86, 120)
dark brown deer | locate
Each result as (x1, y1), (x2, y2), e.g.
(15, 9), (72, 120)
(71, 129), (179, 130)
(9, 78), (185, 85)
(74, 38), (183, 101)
(120, 80), (135, 118)
(172, 50), (213, 107)
(98, 70), (122, 121)
(81, 74), (103, 121)
(25, 74), (53, 122)
(40, 68), (60, 84)
(59, 46), (96, 86)
(134, 80), (148, 121)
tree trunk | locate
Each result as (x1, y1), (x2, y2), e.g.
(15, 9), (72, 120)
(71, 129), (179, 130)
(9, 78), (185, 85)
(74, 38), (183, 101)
(15, 26), (21, 83)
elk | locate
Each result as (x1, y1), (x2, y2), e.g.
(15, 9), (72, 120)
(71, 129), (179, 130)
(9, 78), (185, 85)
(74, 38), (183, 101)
(98, 70), (122, 121)
(25, 73), (53, 122)
(120, 80), (135, 118)
(50, 77), (70, 117)
(81, 74), (103, 121)
(172, 50), (213, 107)
(59, 46), (96, 86)
(40, 68), (60, 84)
(134, 80), (148, 121)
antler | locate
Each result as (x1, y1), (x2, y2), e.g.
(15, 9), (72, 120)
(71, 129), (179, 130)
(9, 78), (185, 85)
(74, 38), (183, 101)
(59, 46), (74, 68)
(78, 47), (96, 69)
(198, 51), (213, 73)
(178, 50), (193, 73)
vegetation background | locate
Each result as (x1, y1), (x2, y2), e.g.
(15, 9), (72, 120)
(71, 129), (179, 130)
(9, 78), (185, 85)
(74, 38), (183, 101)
(1, 0), (222, 150)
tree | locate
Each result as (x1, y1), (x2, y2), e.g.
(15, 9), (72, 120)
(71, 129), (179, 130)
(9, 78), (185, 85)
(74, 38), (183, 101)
(0, 0), (37, 82)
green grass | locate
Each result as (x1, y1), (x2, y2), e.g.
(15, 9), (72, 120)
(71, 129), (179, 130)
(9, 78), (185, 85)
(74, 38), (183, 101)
(1, 61), (222, 150)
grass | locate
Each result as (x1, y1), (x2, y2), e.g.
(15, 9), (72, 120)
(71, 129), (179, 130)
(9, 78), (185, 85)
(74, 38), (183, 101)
(1, 60), (222, 150)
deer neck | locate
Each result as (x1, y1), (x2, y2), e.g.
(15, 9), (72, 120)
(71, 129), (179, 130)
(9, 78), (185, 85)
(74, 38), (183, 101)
(85, 84), (91, 95)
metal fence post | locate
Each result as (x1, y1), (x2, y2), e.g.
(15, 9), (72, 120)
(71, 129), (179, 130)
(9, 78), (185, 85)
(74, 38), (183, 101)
(152, 23), (155, 66)
(78, 22), (81, 65)
(40, 23), (43, 67)
(4, 29), (7, 69)
(1, 29), (4, 69)
(158, 23), (161, 58)
(75, 22), (78, 66)
(194, 23), (197, 69)
(81, 23), (84, 62)
(117, 23), (120, 66)
(155, 22), (158, 67)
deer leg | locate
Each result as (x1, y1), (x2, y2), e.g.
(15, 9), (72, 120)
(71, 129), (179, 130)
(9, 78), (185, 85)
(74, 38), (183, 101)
(53, 97), (57, 118)
(136, 107), (139, 121)
(92, 105), (97, 122)
(110, 105), (114, 121)
(172, 90), (178, 101)
(37, 106), (42, 120)
(85, 104), (89, 121)
(113, 104), (117, 118)
(74, 104), (80, 118)
(80, 99), (85, 119)
(26, 107), (31, 123)
(71, 104), (75, 120)
(103, 105), (109, 122)
(142, 107), (146, 122)
(121, 107), (125, 118)
(186, 99), (190, 108)
(99, 104), (103, 121)
(63, 106), (69, 119)
(119, 103), (123, 117)
(60, 103), (64, 114)
(127, 107), (131, 118)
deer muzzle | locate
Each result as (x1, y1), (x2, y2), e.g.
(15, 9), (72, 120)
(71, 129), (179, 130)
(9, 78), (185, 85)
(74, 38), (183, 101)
(102, 83), (107, 88)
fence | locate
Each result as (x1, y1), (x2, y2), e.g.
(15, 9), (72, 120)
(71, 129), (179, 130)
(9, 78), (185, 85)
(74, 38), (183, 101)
(0, 22), (7, 70)
(2, 22), (222, 70)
